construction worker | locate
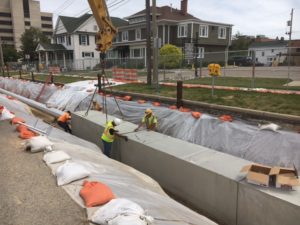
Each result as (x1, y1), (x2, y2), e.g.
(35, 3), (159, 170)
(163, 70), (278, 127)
(101, 118), (128, 157)
(57, 111), (72, 134)
(134, 108), (157, 132)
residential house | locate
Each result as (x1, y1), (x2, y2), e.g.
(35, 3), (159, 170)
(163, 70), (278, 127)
(108, 0), (233, 65)
(36, 14), (127, 70)
(248, 40), (288, 66)
(290, 40), (300, 66)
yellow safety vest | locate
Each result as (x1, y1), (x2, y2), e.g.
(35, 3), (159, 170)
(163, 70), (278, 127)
(143, 115), (157, 129)
(101, 121), (115, 143)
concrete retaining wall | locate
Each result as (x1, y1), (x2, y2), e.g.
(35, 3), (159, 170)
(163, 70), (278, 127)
(72, 111), (300, 225)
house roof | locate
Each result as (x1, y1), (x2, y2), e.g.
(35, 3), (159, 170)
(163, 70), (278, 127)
(249, 40), (288, 48)
(128, 6), (199, 21)
(58, 14), (128, 33)
(37, 43), (67, 51)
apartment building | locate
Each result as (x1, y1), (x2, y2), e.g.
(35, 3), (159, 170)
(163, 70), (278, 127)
(0, 0), (53, 50)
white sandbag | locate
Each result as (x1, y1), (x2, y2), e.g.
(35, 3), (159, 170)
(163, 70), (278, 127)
(109, 215), (153, 225)
(0, 108), (15, 121)
(258, 123), (280, 132)
(26, 136), (53, 153)
(56, 161), (90, 186)
(91, 198), (153, 225)
(43, 151), (71, 164)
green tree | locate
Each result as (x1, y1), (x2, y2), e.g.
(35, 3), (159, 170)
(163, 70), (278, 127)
(3, 45), (19, 62)
(159, 44), (182, 69)
(230, 32), (255, 51)
(20, 27), (49, 60)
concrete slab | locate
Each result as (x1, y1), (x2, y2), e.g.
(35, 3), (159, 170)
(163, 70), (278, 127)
(72, 111), (300, 225)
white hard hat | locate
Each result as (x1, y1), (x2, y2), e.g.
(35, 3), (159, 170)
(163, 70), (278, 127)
(113, 118), (122, 126)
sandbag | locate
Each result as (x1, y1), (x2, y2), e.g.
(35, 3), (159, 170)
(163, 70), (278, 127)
(137, 100), (146, 104)
(43, 151), (71, 164)
(191, 111), (202, 119)
(258, 123), (280, 132)
(56, 161), (90, 186)
(152, 102), (161, 107)
(11, 117), (26, 125)
(0, 108), (15, 121)
(91, 198), (153, 225)
(20, 129), (37, 139)
(80, 180), (115, 207)
(219, 114), (233, 122)
(25, 136), (53, 153)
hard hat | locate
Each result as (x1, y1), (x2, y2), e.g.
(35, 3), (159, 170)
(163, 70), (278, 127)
(113, 118), (122, 126)
(145, 108), (152, 115)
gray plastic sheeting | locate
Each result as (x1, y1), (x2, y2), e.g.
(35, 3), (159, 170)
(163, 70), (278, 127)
(0, 93), (216, 225)
(1, 77), (299, 170)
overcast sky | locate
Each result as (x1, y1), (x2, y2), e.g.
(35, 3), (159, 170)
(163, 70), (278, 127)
(39, 0), (300, 39)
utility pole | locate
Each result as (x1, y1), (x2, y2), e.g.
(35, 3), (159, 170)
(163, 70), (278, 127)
(0, 36), (4, 71)
(152, 0), (158, 89)
(287, 8), (294, 81)
(146, 0), (152, 85)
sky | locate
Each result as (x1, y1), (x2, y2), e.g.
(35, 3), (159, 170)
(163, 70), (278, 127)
(39, 0), (300, 39)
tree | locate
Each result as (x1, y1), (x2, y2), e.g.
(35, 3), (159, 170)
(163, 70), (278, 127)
(159, 44), (182, 69)
(230, 32), (255, 51)
(3, 45), (19, 62)
(20, 27), (49, 60)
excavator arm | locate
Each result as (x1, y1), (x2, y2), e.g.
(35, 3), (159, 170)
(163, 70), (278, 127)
(88, 0), (117, 54)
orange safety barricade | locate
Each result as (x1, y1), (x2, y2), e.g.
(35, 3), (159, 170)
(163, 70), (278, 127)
(152, 102), (161, 107)
(80, 180), (115, 207)
(112, 68), (125, 80)
(125, 69), (137, 81)
(219, 115), (233, 122)
(191, 111), (202, 119)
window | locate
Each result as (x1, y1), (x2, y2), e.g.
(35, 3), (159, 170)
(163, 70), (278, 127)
(271, 49), (274, 53)
(93, 25), (98, 31)
(67, 36), (71, 45)
(199, 25), (208, 38)
(25, 21), (31, 26)
(0, 20), (12, 25)
(177, 24), (187, 37)
(122, 31), (128, 41)
(41, 16), (52, 21)
(79, 34), (89, 45)
(82, 52), (94, 58)
(130, 48), (145, 58)
(197, 47), (205, 59)
(23, 0), (30, 18)
(57, 36), (65, 44)
(136, 29), (141, 40)
(261, 51), (265, 56)
(0, 12), (11, 17)
(296, 48), (300, 53)
(0, 28), (13, 33)
(42, 24), (52, 28)
(129, 17), (146, 24)
(218, 27), (226, 39)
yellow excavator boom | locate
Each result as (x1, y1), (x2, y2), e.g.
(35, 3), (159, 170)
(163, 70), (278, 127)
(87, 0), (117, 53)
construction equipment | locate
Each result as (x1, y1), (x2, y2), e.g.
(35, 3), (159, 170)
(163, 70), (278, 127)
(87, 0), (117, 54)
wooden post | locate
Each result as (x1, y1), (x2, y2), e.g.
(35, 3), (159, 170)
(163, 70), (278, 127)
(50, 72), (54, 83)
(19, 70), (22, 79)
(177, 81), (183, 108)
(6, 66), (10, 77)
(251, 50), (256, 88)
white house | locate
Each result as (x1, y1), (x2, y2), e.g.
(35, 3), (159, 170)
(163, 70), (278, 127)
(248, 40), (288, 66)
(36, 14), (127, 70)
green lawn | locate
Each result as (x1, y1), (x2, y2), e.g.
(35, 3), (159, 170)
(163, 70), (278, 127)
(174, 77), (300, 91)
(112, 83), (300, 116)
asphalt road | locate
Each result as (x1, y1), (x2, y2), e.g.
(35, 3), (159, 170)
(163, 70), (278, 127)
(0, 121), (88, 225)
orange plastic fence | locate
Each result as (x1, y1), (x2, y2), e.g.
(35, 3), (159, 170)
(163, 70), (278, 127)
(112, 68), (138, 81)
(80, 180), (115, 207)
(11, 117), (26, 125)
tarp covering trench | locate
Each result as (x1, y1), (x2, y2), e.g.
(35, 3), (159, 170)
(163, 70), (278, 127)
(0, 93), (216, 225)
(1, 77), (299, 170)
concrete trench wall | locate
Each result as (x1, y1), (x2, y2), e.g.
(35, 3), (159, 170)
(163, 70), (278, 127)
(72, 111), (300, 225)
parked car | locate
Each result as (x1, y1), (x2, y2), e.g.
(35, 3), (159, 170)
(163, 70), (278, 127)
(229, 56), (252, 66)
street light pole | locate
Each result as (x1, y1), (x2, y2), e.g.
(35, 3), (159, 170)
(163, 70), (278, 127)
(287, 8), (294, 81)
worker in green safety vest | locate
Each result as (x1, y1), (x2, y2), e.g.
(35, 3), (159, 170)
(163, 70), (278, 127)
(134, 108), (158, 132)
(101, 118), (128, 157)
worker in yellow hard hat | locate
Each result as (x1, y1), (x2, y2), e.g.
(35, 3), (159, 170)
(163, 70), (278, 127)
(101, 118), (128, 157)
(134, 108), (158, 132)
